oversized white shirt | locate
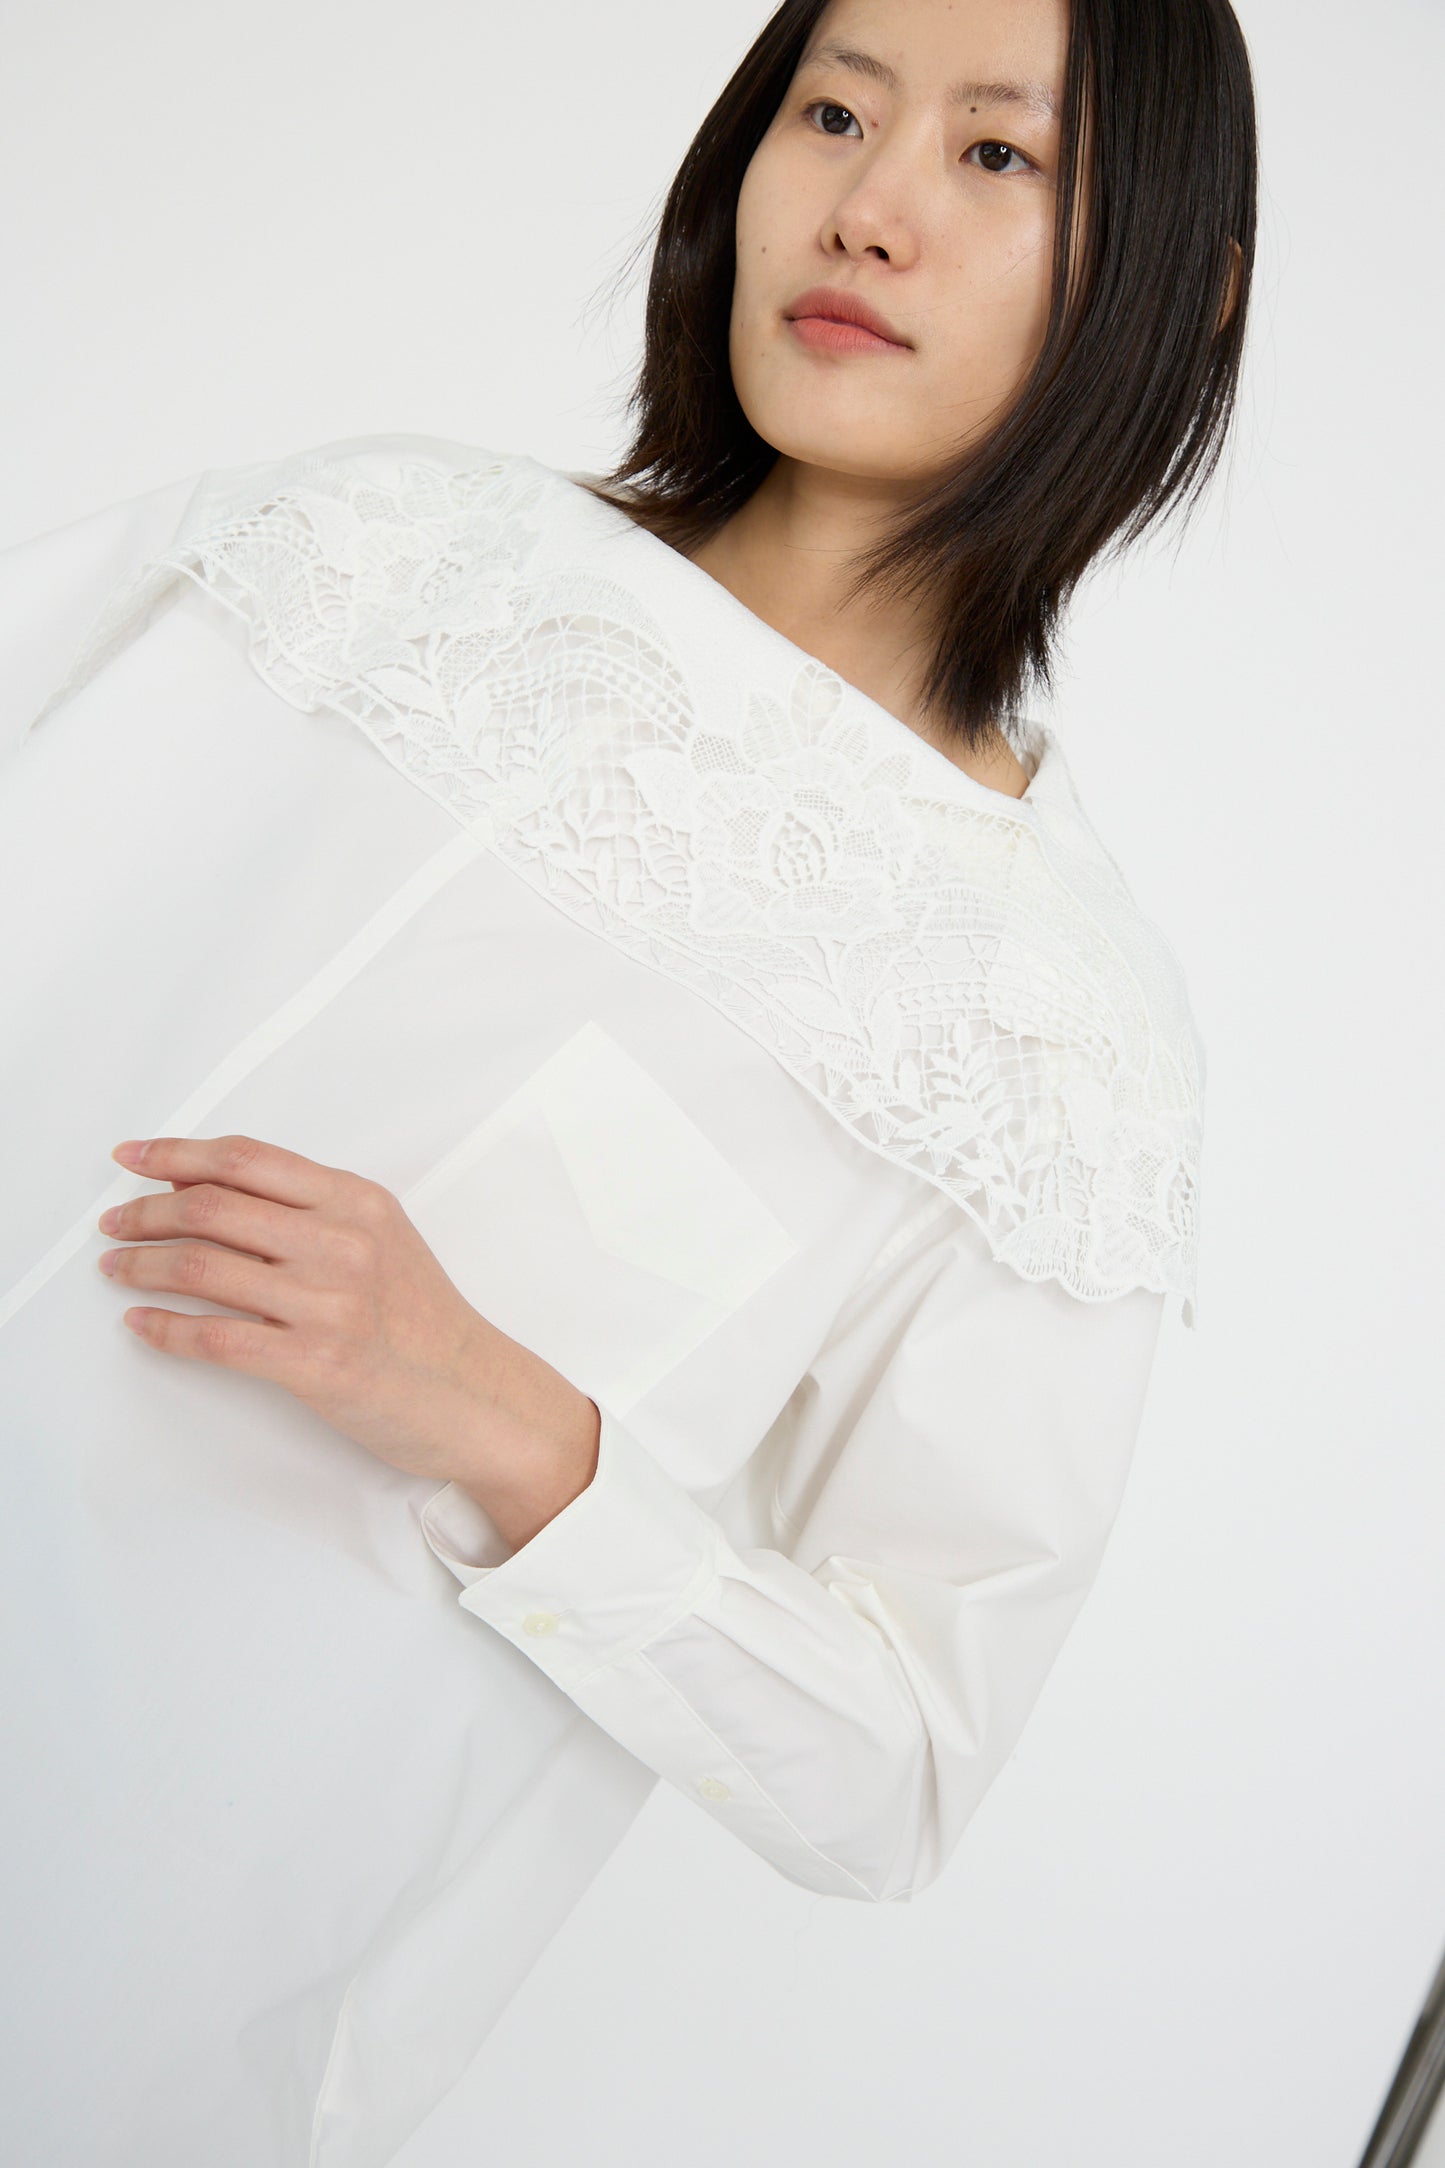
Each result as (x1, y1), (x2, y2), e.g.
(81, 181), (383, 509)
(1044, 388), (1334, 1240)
(0, 434), (1202, 2168)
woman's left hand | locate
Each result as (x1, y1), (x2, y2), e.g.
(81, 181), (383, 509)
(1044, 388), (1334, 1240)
(96, 1131), (593, 1495)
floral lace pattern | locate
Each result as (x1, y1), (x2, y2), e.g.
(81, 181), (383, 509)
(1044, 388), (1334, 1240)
(37, 439), (1205, 1324)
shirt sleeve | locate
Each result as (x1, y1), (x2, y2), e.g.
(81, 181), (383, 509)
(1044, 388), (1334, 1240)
(417, 1195), (1167, 1905)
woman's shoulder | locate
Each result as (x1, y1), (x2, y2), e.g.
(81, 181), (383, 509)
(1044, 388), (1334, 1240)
(260, 428), (515, 469)
(163, 430), (522, 522)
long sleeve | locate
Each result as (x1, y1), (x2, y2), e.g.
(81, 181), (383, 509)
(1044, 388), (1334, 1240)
(419, 1195), (1167, 1905)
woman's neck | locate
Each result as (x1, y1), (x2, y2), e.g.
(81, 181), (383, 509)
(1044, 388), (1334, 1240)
(680, 459), (1032, 800)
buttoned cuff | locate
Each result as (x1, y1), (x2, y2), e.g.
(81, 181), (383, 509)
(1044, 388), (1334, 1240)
(417, 1402), (724, 1693)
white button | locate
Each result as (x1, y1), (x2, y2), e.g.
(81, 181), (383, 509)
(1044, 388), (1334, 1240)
(522, 1611), (560, 1636)
(696, 1777), (731, 1800)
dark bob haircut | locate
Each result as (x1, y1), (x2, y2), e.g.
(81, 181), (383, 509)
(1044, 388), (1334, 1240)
(581, 0), (1259, 760)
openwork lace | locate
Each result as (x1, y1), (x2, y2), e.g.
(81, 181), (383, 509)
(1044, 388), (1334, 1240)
(37, 440), (1205, 1325)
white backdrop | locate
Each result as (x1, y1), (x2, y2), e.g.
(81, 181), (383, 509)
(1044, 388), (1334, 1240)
(4, 1), (1442, 2162)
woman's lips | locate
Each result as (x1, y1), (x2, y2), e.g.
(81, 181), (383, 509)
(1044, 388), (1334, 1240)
(787, 315), (911, 355)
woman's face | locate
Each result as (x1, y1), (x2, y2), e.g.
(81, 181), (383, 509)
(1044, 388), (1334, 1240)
(731, 0), (1073, 487)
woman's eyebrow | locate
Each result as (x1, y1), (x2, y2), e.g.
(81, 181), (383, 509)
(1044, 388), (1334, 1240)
(798, 40), (1061, 123)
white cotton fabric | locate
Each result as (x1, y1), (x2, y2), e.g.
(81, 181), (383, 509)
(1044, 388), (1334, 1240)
(0, 434), (1198, 2168)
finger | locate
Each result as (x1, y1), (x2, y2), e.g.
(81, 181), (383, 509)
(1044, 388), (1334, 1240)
(102, 1240), (292, 1325)
(111, 1134), (350, 1211)
(120, 1302), (292, 1374)
(99, 1183), (301, 1264)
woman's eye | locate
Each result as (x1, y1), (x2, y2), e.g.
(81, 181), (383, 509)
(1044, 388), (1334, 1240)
(967, 140), (1033, 177)
(803, 99), (863, 139)
(801, 106), (1034, 176)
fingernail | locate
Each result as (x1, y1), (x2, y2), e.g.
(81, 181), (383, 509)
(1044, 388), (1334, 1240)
(98, 1250), (120, 1275)
(112, 1140), (149, 1166)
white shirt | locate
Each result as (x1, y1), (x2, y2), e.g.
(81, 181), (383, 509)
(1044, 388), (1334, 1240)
(0, 434), (1201, 2167)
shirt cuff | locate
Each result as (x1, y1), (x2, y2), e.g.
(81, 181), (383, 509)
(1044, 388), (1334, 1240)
(417, 1402), (725, 1694)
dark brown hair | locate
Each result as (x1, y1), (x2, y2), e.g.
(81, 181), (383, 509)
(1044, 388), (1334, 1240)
(580, 0), (1259, 759)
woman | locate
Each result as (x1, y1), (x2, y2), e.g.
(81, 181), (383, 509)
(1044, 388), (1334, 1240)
(0, 0), (1255, 2161)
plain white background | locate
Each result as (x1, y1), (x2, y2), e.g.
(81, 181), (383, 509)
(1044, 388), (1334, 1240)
(4, 1), (1442, 2162)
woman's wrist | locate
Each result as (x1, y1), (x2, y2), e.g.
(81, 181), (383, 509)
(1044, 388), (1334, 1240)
(448, 1323), (602, 1551)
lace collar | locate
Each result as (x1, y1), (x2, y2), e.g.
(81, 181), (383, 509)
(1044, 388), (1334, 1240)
(36, 435), (1205, 1325)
